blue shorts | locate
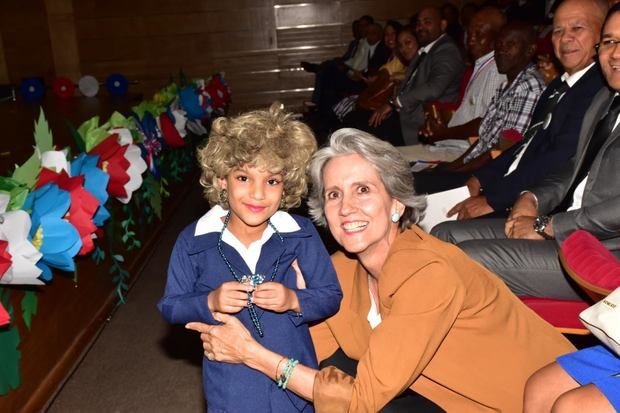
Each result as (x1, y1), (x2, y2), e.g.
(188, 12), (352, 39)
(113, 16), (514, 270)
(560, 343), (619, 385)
(557, 345), (620, 409)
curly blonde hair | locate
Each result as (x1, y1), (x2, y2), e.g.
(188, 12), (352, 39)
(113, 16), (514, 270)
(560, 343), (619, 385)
(197, 102), (317, 210)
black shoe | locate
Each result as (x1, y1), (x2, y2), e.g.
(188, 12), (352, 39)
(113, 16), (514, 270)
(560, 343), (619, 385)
(300, 61), (319, 73)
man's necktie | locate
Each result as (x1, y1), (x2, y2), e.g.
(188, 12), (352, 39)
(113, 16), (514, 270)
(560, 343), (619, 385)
(402, 52), (427, 90)
(561, 95), (620, 206)
(522, 80), (569, 142)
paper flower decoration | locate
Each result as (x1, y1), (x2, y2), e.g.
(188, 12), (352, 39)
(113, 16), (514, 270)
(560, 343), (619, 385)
(71, 153), (110, 227)
(204, 73), (231, 112)
(179, 86), (206, 121)
(0, 240), (12, 281)
(23, 183), (81, 282)
(88, 130), (145, 204)
(92, 129), (147, 204)
(0, 301), (9, 326)
(158, 110), (186, 148)
(36, 168), (98, 256)
(0, 210), (43, 285)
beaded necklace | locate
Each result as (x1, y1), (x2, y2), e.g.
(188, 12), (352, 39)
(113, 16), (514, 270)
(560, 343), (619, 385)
(216, 211), (284, 337)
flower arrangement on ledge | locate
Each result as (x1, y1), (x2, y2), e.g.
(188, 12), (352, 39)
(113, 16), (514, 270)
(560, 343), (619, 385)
(0, 73), (231, 395)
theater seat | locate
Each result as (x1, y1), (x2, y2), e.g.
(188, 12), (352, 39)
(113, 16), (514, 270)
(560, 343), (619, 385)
(520, 230), (620, 335)
(519, 296), (590, 335)
(559, 229), (620, 300)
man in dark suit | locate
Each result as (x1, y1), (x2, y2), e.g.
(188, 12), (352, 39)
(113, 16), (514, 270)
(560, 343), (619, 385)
(346, 6), (464, 146)
(441, 0), (607, 219)
(433, 0), (617, 300)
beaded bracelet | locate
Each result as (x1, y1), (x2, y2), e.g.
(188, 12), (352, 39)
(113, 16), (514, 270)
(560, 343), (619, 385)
(277, 358), (299, 390)
(275, 357), (287, 382)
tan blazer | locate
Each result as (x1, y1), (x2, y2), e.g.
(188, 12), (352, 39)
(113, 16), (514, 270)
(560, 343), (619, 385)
(310, 226), (575, 413)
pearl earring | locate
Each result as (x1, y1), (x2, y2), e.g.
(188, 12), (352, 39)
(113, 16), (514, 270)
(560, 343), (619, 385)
(390, 212), (401, 223)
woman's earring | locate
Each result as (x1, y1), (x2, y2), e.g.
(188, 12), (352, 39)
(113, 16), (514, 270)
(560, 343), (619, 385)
(390, 212), (401, 223)
(219, 189), (228, 205)
(280, 195), (286, 209)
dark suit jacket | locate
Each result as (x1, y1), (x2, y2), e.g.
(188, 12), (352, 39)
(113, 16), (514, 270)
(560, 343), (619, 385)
(532, 86), (620, 247)
(366, 41), (390, 74)
(397, 34), (464, 144)
(474, 64), (605, 213)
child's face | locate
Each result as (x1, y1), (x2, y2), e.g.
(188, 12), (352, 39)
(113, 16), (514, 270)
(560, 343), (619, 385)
(219, 164), (284, 235)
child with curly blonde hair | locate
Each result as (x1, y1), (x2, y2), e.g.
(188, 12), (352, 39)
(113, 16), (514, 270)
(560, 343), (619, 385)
(158, 103), (341, 413)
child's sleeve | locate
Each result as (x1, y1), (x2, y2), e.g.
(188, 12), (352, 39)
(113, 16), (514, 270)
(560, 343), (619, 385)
(288, 222), (342, 326)
(157, 230), (218, 325)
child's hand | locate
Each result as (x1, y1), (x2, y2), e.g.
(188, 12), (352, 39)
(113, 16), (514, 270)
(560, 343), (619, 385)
(207, 281), (254, 314)
(252, 282), (301, 313)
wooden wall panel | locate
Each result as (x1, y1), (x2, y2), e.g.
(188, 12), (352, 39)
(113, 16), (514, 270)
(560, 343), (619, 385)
(0, 32), (9, 84)
(0, 0), (55, 84)
(0, 0), (451, 113)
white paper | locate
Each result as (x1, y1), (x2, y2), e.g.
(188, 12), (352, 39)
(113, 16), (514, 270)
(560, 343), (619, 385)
(418, 186), (470, 232)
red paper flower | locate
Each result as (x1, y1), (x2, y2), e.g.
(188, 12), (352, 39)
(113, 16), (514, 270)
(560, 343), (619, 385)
(36, 169), (98, 255)
(0, 301), (9, 326)
(88, 133), (131, 199)
(159, 112), (185, 148)
(0, 240), (13, 281)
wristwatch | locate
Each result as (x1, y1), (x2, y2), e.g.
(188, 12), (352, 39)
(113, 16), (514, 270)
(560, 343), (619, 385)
(533, 215), (553, 239)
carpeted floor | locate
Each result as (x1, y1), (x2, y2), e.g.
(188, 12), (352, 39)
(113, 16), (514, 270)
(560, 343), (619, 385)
(47, 182), (208, 413)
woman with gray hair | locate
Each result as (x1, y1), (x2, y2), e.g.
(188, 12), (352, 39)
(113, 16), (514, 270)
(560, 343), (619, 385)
(187, 128), (575, 412)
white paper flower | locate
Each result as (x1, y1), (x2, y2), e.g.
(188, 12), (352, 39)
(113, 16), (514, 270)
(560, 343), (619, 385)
(108, 127), (147, 204)
(0, 210), (43, 285)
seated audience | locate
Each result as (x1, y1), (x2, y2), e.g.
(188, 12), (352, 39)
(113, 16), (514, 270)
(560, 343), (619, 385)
(186, 128), (575, 412)
(446, 0), (606, 220)
(342, 6), (464, 146)
(315, 22), (389, 118)
(432, 2), (620, 301)
(409, 6), (507, 161)
(524, 346), (619, 412)
(332, 20), (406, 122)
(303, 16), (374, 108)
(414, 20), (545, 194)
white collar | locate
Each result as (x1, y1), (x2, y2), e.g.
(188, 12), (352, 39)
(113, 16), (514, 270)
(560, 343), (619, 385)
(194, 205), (300, 236)
(561, 62), (595, 87)
(419, 33), (445, 54)
(474, 50), (495, 67)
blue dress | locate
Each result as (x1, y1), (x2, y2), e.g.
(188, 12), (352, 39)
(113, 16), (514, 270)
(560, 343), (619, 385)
(558, 345), (620, 409)
(158, 212), (342, 413)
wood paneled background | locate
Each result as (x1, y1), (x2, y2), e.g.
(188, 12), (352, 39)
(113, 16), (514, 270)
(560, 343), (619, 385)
(0, 0), (456, 114)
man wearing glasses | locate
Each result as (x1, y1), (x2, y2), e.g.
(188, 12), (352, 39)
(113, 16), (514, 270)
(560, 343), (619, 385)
(434, 0), (620, 301)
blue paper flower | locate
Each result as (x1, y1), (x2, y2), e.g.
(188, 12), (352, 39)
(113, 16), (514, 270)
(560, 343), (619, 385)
(71, 153), (111, 227)
(23, 183), (82, 282)
(179, 86), (206, 121)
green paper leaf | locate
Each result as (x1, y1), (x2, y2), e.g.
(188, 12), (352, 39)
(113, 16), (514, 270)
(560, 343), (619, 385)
(78, 116), (112, 152)
(0, 289), (21, 395)
(33, 109), (54, 153)
(12, 152), (41, 189)
(108, 111), (132, 129)
(20, 291), (38, 330)
(0, 325), (21, 395)
(64, 119), (85, 153)
(0, 177), (29, 211)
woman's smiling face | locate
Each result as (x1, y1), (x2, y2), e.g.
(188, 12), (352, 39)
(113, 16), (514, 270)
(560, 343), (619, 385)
(322, 154), (403, 260)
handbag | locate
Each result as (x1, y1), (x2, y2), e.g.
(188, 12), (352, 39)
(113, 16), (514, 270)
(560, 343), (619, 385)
(357, 70), (396, 111)
(580, 286), (620, 356)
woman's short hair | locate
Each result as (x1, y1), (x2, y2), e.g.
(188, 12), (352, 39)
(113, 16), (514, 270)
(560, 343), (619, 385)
(307, 128), (426, 230)
(197, 102), (317, 210)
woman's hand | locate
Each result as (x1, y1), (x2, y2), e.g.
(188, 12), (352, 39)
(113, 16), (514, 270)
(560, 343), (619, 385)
(207, 281), (254, 314)
(252, 282), (301, 313)
(186, 313), (256, 363)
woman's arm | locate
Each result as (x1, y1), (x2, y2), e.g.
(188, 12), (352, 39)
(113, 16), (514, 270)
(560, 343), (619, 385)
(186, 313), (318, 400)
